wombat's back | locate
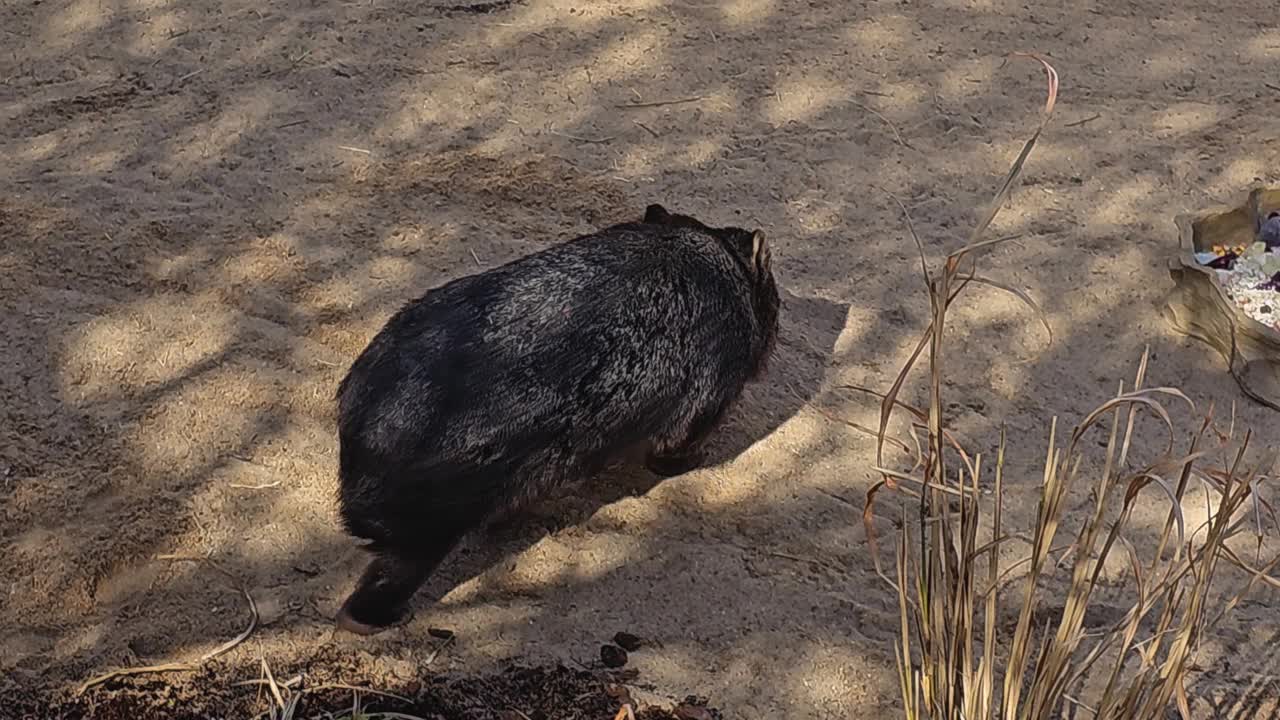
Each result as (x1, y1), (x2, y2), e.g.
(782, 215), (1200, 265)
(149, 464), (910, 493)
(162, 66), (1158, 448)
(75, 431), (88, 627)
(336, 223), (765, 538)
(331, 207), (780, 633)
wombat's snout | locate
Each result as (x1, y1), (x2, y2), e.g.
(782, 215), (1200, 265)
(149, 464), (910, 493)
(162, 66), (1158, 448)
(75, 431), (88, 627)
(335, 606), (385, 636)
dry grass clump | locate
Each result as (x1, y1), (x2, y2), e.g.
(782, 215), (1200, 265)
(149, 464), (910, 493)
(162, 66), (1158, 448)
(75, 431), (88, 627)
(866, 54), (1280, 720)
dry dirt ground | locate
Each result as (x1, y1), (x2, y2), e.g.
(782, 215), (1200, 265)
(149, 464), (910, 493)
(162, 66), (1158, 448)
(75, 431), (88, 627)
(3, 0), (1280, 717)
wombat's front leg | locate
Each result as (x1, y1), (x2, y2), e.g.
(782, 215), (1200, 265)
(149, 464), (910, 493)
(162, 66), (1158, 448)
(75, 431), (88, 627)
(645, 402), (732, 477)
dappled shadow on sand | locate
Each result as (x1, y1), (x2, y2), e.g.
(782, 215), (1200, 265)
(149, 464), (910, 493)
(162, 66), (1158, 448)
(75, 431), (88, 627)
(2, 0), (1280, 716)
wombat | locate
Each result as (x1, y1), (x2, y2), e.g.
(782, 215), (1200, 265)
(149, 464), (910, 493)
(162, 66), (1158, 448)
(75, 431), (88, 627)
(1259, 210), (1280, 250)
(333, 203), (781, 634)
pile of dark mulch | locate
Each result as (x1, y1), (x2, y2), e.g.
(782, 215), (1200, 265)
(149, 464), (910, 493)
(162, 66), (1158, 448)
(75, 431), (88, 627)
(2, 661), (723, 720)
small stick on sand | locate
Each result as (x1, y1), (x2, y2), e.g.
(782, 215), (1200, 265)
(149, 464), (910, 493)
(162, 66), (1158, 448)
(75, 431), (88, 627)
(338, 145), (372, 155)
(1065, 112), (1101, 127)
(469, 248), (482, 267)
(232, 675), (303, 689)
(262, 658), (287, 712)
(228, 455), (273, 472)
(229, 480), (282, 490)
(850, 100), (915, 150)
(548, 129), (616, 144)
(766, 551), (848, 577)
(423, 633), (456, 666)
(305, 683), (413, 704)
(633, 120), (659, 138)
(614, 95), (703, 109)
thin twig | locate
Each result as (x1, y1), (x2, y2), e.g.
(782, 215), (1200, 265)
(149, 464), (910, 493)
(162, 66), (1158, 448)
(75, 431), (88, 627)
(263, 658), (287, 712)
(873, 184), (930, 287)
(1065, 113), (1101, 127)
(232, 675), (304, 689)
(1062, 693), (1099, 716)
(850, 100), (915, 150)
(230, 480), (283, 490)
(614, 95), (704, 109)
(817, 488), (861, 509)
(633, 120), (660, 138)
(338, 145), (372, 155)
(789, 383), (913, 457)
(423, 634), (456, 666)
(305, 683), (413, 704)
(766, 550), (850, 577)
(548, 129), (616, 144)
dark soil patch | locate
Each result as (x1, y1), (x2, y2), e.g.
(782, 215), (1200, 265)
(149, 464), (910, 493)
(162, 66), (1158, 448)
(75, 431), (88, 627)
(2, 660), (723, 720)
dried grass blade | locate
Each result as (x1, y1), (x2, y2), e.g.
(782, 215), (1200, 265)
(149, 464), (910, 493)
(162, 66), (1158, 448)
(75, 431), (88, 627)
(1125, 472), (1187, 549)
(964, 274), (1053, 346)
(876, 326), (934, 477)
(956, 54), (1059, 254)
(865, 479), (895, 584)
(878, 185), (932, 289)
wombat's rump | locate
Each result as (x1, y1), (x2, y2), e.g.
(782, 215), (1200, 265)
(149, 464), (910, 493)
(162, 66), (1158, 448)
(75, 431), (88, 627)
(333, 204), (781, 634)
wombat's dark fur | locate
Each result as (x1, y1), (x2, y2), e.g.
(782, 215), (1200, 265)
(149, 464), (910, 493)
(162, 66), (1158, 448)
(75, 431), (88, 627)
(1260, 211), (1280, 250)
(333, 204), (781, 634)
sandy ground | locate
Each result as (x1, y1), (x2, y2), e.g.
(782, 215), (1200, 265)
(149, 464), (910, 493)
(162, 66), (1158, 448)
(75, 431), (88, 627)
(3, 0), (1280, 717)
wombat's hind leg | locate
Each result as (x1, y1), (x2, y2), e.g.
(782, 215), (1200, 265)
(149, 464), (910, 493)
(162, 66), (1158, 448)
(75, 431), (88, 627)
(645, 402), (732, 478)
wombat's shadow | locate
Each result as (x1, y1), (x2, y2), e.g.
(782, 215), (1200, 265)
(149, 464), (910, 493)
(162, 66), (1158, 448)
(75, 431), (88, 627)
(418, 287), (850, 604)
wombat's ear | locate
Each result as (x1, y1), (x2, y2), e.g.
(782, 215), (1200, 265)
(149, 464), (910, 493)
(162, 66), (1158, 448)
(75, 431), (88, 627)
(750, 230), (771, 274)
(644, 204), (671, 224)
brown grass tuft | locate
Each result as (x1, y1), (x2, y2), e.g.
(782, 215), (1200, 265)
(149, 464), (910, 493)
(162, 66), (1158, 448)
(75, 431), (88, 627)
(866, 53), (1280, 720)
